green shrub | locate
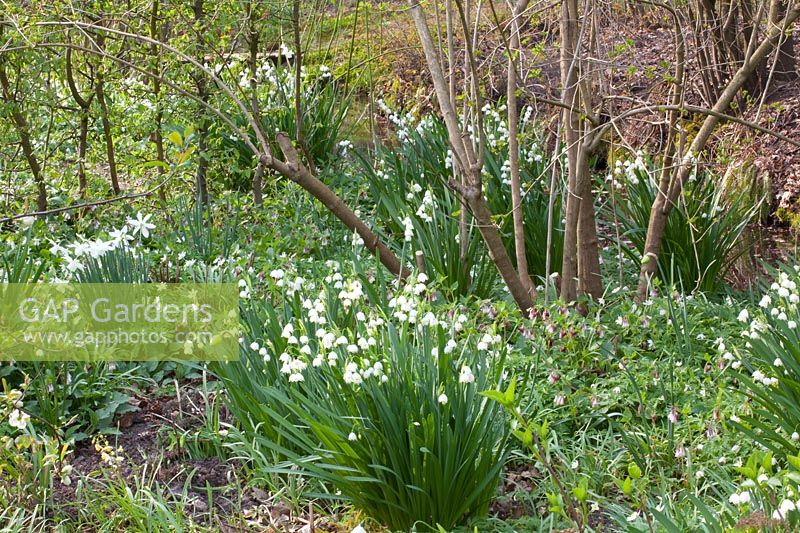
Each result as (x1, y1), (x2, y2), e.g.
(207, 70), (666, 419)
(359, 106), (563, 298)
(170, 196), (240, 264)
(607, 154), (761, 293)
(213, 262), (511, 531)
(481, 109), (564, 281)
(1, 228), (44, 283)
(74, 247), (151, 284)
(735, 262), (800, 456)
(214, 66), (349, 192)
(358, 118), (497, 299)
(729, 262), (800, 525)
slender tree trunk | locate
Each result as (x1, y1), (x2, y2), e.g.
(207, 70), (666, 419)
(634, 3), (686, 300)
(576, 155), (602, 298)
(78, 114), (89, 198)
(248, 0), (263, 205)
(742, 0), (769, 98)
(544, 122), (561, 304)
(0, 58), (47, 212)
(194, 0), (210, 206)
(65, 47), (93, 199)
(268, 134), (408, 278)
(252, 161), (264, 206)
(409, 0), (534, 311)
(773, 1), (798, 85)
(292, 0), (316, 175)
(636, 1), (800, 300)
(93, 31), (121, 196)
(153, 105), (167, 204)
(292, 0), (304, 152)
(559, 0), (581, 302)
(557, 0), (603, 301)
(464, 178), (535, 310)
(507, 0), (535, 297)
(95, 74), (120, 195)
(445, 0), (470, 281)
(576, 4), (603, 300)
(444, 0), (470, 282)
(195, 110), (210, 205)
(150, 0), (167, 205)
(774, 29), (797, 84)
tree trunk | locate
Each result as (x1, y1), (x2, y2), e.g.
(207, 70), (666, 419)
(558, 0), (602, 301)
(151, 0), (168, 205)
(95, 75), (120, 195)
(248, 0), (264, 205)
(464, 179), (535, 310)
(577, 155), (602, 298)
(195, 112), (210, 205)
(636, 2), (800, 300)
(559, 0), (581, 302)
(194, 0), (210, 206)
(65, 47), (93, 200)
(773, 2), (799, 85)
(634, 4), (686, 300)
(269, 134), (408, 279)
(446, 0), (470, 283)
(252, 162), (264, 206)
(408, 0), (534, 312)
(508, 0), (535, 297)
(93, 32), (121, 197)
(774, 29), (797, 84)
(0, 56), (47, 212)
(78, 113), (89, 198)
(292, 0), (316, 175)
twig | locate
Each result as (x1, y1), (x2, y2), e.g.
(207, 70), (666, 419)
(0, 172), (174, 224)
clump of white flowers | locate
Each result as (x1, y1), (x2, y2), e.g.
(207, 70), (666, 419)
(736, 265), (800, 388)
(606, 152), (648, 190)
(403, 217), (414, 242)
(377, 99), (415, 142)
(728, 491), (751, 506)
(338, 139), (353, 156)
(1, 388), (29, 430)
(48, 217), (145, 276)
(415, 190), (435, 223)
(751, 369), (778, 387)
(238, 278), (251, 299)
(270, 268), (285, 286)
(477, 332), (501, 351)
(773, 499), (797, 520)
(1, 386), (74, 485)
(459, 365), (475, 384)
(249, 260), (501, 406)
